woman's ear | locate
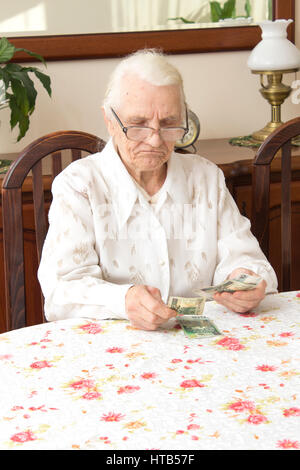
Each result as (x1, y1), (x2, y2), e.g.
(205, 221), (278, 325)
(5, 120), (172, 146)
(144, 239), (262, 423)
(101, 107), (114, 136)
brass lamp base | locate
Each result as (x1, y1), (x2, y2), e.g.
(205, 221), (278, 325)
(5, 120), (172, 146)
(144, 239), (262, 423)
(249, 68), (300, 146)
(250, 120), (300, 146)
(249, 123), (300, 146)
(251, 120), (285, 144)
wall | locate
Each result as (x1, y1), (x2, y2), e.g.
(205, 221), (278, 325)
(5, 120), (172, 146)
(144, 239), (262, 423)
(1, 3), (300, 154)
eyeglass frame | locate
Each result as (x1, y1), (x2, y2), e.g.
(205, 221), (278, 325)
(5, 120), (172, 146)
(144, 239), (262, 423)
(110, 106), (189, 142)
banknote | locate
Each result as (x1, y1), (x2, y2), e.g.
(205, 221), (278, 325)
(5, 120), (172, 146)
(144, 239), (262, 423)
(178, 315), (222, 339)
(167, 296), (205, 316)
(194, 273), (263, 301)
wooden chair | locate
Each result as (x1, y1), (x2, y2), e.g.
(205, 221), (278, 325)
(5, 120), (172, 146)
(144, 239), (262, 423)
(2, 130), (106, 332)
(251, 117), (300, 292)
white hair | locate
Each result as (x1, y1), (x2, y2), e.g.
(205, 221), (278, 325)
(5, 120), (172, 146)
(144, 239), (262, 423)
(103, 49), (186, 119)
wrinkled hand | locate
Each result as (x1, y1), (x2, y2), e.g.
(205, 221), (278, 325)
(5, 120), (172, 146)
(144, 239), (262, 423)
(125, 285), (177, 330)
(214, 268), (266, 314)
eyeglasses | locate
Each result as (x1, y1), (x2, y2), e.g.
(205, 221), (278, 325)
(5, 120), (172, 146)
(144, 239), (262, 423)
(110, 107), (189, 142)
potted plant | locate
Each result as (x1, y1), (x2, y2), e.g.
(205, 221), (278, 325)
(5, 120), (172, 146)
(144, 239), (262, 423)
(0, 37), (51, 141)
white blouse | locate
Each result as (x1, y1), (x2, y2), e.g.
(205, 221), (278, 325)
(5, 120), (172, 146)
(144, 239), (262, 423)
(38, 139), (278, 321)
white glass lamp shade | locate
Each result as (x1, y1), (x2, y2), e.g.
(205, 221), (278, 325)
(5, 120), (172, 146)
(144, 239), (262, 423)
(247, 19), (300, 71)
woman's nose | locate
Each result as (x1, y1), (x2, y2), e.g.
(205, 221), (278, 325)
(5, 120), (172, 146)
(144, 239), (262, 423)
(146, 128), (164, 146)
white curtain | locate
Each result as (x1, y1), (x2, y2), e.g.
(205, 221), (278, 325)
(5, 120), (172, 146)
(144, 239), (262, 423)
(110, 0), (270, 32)
(110, 0), (211, 31)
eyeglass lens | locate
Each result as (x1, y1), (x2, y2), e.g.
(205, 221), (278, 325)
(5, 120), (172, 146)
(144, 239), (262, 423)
(126, 127), (186, 142)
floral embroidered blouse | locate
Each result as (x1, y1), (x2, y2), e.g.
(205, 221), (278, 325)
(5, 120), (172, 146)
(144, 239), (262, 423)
(38, 139), (277, 321)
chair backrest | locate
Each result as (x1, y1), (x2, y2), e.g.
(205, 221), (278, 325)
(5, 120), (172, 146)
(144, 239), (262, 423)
(2, 130), (106, 331)
(251, 117), (300, 292)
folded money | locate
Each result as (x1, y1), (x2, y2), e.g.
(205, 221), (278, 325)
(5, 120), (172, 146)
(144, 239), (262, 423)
(194, 273), (263, 301)
(178, 315), (222, 339)
(167, 296), (205, 316)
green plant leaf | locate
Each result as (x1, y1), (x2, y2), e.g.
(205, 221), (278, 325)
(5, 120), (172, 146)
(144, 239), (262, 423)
(33, 70), (52, 97)
(268, 0), (272, 20)
(14, 47), (46, 65)
(0, 37), (52, 141)
(210, 2), (223, 22)
(245, 0), (251, 17)
(168, 17), (195, 24)
(17, 66), (51, 97)
(223, 0), (236, 18)
(17, 70), (37, 112)
(210, 0), (236, 21)
(3, 63), (37, 112)
(10, 78), (30, 115)
(1, 68), (12, 92)
(0, 37), (16, 63)
(8, 94), (30, 141)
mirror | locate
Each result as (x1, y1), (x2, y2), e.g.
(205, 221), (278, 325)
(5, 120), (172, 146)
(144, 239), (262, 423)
(3, 0), (295, 62)
(1, 0), (273, 36)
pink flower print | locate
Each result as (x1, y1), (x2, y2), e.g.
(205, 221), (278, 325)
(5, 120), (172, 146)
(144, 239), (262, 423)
(70, 379), (95, 390)
(28, 405), (47, 412)
(180, 379), (205, 388)
(256, 364), (277, 372)
(30, 360), (52, 369)
(0, 354), (13, 360)
(140, 372), (156, 379)
(82, 391), (102, 400)
(277, 439), (300, 449)
(259, 383), (270, 390)
(171, 359), (182, 363)
(247, 414), (268, 424)
(117, 385), (140, 394)
(186, 358), (205, 364)
(216, 336), (245, 350)
(228, 400), (255, 413)
(78, 322), (102, 334)
(279, 332), (294, 338)
(10, 430), (37, 443)
(106, 347), (124, 353)
(187, 424), (200, 430)
(239, 312), (258, 317)
(101, 412), (125, 422)
(283, 407), (300, 417)
(296, 293), (300, 298)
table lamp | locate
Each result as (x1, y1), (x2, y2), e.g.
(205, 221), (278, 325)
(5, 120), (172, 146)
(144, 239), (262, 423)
(247, 19), (300, 145)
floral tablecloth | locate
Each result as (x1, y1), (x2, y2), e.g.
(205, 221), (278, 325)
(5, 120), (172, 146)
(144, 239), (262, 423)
(0, 291), (299, 450)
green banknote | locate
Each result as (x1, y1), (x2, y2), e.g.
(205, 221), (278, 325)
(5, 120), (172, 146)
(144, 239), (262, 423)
(167, 296), (205, 316)
(194, 273), (263, 301)
(178, 315), (222, 339)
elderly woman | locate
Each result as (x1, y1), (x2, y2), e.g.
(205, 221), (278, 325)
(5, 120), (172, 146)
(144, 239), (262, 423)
(38, 49), (277, 330)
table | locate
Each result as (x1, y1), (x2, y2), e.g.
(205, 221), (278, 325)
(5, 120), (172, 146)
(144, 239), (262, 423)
(0, 291), (299, 450)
